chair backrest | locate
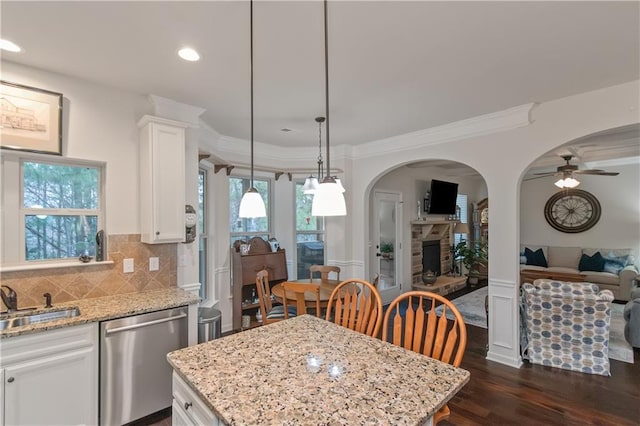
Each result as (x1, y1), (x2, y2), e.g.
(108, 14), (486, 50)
(309, 265), (341, 281)
(281, 282), (321, 318)
(255, 269), (276, 324)
(382, 291), (467, 367)
(325, 279), (383, 337)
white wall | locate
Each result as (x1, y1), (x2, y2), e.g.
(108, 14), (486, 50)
(2, 62), (151, 234)
(521, 162), (640, 256)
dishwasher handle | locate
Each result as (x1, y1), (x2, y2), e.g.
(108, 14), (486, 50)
(104, 313), (187, 336)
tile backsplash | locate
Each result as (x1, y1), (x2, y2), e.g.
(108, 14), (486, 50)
(1, 234), (177, 309)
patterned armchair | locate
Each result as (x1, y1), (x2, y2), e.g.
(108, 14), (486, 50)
(521, 279), (614, 376)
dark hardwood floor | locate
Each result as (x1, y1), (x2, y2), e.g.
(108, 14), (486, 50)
(444, 281), (640, 426)
(151, 281), (639, 425)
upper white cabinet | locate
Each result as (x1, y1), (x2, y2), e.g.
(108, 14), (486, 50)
(0, 323), (98, 426)
(138, 115), (188, 244)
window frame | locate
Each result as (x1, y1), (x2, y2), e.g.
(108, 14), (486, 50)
(228, 174), (272, 244)
(1, 151), (107, 269)
(294, 180), (326, 279)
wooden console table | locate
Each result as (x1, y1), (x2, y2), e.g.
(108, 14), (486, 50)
(520, 269), (586, 285)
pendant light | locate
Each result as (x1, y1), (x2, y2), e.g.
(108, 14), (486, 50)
(239, 0), (267, 219)
(302, 116), (326, 195)
(311, 0), (347, 216)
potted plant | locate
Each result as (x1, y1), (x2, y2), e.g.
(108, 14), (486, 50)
(380, 242), (394, 259)
(454, 240), (488, 286)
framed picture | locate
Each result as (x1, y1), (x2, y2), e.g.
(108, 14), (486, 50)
(423, 198), (430, 213)
(1, 80), (62, 155)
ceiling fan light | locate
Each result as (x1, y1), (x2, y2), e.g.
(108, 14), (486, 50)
(311, 181), (346, 216)
(239, 187), (267, 218)
(554, 178), (565, 188)
(564, 177), (580, 188)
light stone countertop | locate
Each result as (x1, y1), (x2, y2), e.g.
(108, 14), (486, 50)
(0, 287), (199, 339)
(168, 315), (470, 425)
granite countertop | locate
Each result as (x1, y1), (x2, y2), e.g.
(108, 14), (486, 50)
(168, 315), (470, 425)
(0, 287), (199, 339)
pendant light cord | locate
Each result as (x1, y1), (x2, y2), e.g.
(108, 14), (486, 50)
(250, 0), (255, 188)
(323, 0), (331, 180)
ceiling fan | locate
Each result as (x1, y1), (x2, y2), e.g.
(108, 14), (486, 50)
(530, 155), (620, 178)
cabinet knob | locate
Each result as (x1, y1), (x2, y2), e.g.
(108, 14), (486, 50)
(184, 401), (192, 410)
(156, 231), (160, 235)
(7, 377), (15, 383)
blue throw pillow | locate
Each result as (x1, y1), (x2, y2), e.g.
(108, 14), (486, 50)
(524, 248), (548, 267)
(578, 251), (605, 272)
(602, 254), (628, 275)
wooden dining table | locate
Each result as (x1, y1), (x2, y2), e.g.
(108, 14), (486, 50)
(271, 278), (343, 308)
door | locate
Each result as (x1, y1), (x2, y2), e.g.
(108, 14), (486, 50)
(373, 191), (403, 305)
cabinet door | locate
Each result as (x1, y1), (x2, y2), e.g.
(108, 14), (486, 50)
(149, 123), (185, 243)
(4, 346), (97, 426)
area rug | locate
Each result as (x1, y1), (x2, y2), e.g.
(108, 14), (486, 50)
(437, 287), (634, 364)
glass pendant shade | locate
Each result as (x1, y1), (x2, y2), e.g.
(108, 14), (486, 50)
(302, 175), (320, 194)
(554, 176), (580, 189)
(334, 178), (345, 193)
(239, 187), (266, 218)
(311, 178), (346, 216)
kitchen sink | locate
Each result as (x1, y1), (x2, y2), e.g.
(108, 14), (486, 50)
(0, 307), (81, 330)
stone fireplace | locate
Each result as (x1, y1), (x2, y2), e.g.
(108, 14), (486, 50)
(411, 220), (454, 285)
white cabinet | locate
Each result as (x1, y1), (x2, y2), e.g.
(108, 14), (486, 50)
(172, 372), (219, 426)
(138, 115), (188, 244)
(0, 323), (98, 426)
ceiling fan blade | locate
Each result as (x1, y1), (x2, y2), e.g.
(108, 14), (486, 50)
(573, 170), (619, 176)
(532, 172), (557, 177)
(524, 174), (555, 181)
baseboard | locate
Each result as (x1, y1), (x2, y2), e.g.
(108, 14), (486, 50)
(486, 350), (523, 369)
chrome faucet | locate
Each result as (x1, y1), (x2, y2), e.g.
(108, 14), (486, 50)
(1, 285), (18, 313)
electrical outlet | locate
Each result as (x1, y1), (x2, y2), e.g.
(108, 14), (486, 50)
(149, 257), (159, 271)
(123, 258), (134, 273)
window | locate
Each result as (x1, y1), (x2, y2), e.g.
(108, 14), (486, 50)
(295, 181), (324, 279)
(2, 154), (105, 266)
(229, 176), (270, 245)
(198, 168), (208, 301)
(454, 194), (468, 246)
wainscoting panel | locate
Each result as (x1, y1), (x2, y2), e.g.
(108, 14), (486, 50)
(486, 278), (523, 368)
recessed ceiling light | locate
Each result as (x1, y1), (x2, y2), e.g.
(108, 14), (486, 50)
(178, 47), (200, 62)
(0, 39), (21, 53)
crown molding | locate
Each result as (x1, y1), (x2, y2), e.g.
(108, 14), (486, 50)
(208, 103), (535, 165)
(148, 94), (206, 126)
(352, 103), (535, 159)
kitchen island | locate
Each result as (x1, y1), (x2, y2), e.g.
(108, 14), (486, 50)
(168, 315), (470, 425)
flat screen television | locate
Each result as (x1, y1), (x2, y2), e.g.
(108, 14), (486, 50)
(426, 179), (458, 215)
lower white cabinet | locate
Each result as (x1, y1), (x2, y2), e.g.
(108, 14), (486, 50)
(172, 372), (218, 426)
(0, 323), (98, 426)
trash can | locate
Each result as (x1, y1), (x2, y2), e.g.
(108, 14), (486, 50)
(198, 307), (222, 343)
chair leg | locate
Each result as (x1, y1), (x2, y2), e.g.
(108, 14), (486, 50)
(433, 404), (450, 424)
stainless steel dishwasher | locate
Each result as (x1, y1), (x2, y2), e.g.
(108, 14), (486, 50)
(100, 307), (188, 426)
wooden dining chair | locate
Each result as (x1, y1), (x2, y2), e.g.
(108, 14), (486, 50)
(281, 282), (321, 318)
(255, 270), (296, 325)
(309, 265), (340, 281)
(325, 279), (383, 337)
(382, 291), (467, 424)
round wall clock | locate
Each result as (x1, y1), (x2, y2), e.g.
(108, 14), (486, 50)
(544, 189), (601, 233)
